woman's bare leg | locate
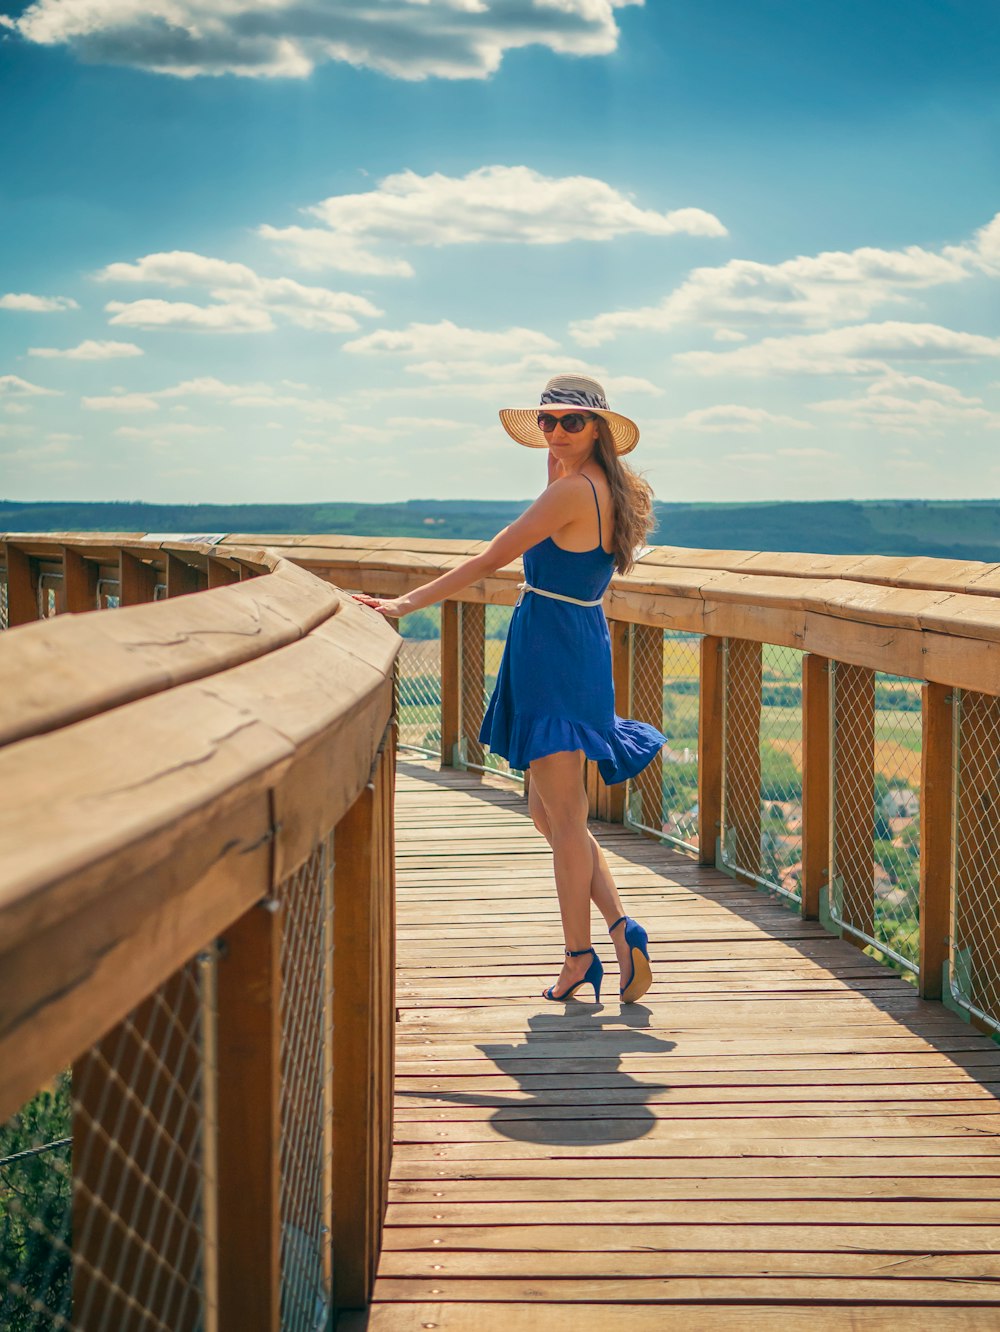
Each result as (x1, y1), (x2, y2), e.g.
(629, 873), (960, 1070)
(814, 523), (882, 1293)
(527, 750), (596, 995)
(527, 763), (633, 985)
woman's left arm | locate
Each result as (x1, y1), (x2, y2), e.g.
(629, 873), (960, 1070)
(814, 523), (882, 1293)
(353, 477), (587, 619)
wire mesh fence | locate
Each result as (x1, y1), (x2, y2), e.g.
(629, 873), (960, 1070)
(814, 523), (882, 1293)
(829, 662), (922, 973)
(0, 955), (215, 1332)
(278, 835), (334, 1332)
(626, 628), (700, 854)
(951, 689), (1000, 1031)
(395, 609), (442, 759)
(38, 574), (62, 619)
(459, 601), (522, 783)
(720, 640), (804, 899)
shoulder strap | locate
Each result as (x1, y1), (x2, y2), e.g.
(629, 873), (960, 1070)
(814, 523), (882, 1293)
(582, 473), (602, 547)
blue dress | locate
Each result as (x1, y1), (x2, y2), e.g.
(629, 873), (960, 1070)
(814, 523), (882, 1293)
(478, 474), (668, 785)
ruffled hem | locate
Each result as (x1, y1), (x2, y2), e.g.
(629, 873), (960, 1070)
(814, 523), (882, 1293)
(478, 710), (668, 786)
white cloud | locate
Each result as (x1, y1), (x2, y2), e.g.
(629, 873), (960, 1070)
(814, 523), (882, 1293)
(344, 320), (559, 359)
(83, 393), (161, 412)
(571, 235), (978, 346)
(675, 322), (1000, 377)
(0, 440), (80, 467)
(0, 292), (79, 312)
(0, 374), (61, 397)
(4, 1), (642, 81)
(96, 250), (381, 331)
(944, 212), (1000, 275)
(603, 375), (664, 396)
(105, 298), (276, 333)
(809, 371), (1000, 436)
(115, 422), (223, 438)
(29, 339), (143, 360)
(76, 373), (347, 422)
(386, 416), (469, 431)
(262, 165), (725, 276)
(673, 404), (815, 433)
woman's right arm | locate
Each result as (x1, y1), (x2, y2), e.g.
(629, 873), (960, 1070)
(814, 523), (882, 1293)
(353, 465), (588, 619)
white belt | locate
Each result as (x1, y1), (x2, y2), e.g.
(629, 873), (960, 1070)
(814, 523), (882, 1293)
(516, 581), (604, 608)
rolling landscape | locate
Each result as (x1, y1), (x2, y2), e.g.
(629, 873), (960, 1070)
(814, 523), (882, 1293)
(3, 497), (1000, 563)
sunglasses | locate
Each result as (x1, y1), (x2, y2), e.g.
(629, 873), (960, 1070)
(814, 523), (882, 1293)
(537, 411), (596, 434)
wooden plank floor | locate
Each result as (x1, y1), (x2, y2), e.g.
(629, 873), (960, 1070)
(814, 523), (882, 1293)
(341, 757), (1000, 1330)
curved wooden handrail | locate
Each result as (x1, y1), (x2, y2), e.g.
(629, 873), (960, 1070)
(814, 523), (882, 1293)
(215, 533), (1000, 692)
(0, 544), (342, 746)
(0, 543), (400, 1122)
(6, 530), (1000, 692)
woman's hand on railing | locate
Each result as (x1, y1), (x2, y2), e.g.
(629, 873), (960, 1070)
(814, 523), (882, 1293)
(351, 593), (415, 619)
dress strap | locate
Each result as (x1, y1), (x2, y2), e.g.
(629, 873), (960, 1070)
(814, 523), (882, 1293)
(582, 473), (602, 549)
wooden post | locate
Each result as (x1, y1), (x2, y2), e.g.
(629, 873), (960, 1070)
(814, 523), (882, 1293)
(801, 654), (831, 920)
(216, 903), (281, 1332)
(374, 738), (396, 1261)
(632, 625), (664, 835)
(440, 600), (460, 767)
(166, 552), (202, 599)
(208, 558), (240, 589)
(331, 743), (395, 1312)
(460, 602), (486, 769)
(62, 546), (99, 613)
(698, 636), (724, 866)
(724, 638), (763, 877)
(72, 965), (204, 1331)
(920, 682), (954, 999)
(599, 619), (630, 823)
(832, 662), (876, 938)
(119, 549), (158, 605)
(3, 543), (37, 626)
(584, 757), (601, 819)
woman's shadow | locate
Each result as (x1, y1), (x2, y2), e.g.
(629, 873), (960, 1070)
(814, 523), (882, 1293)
(398, 1004), (676, 1147)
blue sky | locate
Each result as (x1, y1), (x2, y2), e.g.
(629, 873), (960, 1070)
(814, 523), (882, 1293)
(1, 0), (998, 506)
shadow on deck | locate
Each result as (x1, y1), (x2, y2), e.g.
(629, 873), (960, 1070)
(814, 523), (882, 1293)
(340, 757), (1000, 1330)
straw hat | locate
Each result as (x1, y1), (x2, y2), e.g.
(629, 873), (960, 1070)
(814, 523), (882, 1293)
(499, 374), (640, 456)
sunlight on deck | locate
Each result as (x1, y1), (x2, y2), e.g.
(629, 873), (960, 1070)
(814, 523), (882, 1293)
(344, 756), (1000, 1329)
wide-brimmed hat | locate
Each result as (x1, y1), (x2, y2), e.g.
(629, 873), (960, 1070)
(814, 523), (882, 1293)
(499, 374), (640, 456)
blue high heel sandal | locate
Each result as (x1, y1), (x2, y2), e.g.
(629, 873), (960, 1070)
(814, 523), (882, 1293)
(542, 946), (603, 1003)
(609, 915), (652, 1003)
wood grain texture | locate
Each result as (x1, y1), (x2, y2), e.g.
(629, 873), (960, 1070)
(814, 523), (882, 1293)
(10, 532), (1000, 690)
(920, 682), (954, 999)
(0, 587), (398, 1121)
(364, 756), (1000, 1323)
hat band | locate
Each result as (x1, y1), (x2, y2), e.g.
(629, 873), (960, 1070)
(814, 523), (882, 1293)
(540, 387), (610, 411)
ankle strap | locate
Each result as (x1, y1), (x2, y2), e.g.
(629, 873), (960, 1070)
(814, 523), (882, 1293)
(566, 946), (595, 958)
(608, 916), (627, 934)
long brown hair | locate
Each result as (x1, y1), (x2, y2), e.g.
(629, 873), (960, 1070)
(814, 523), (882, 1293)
(593, 419), (656, 576)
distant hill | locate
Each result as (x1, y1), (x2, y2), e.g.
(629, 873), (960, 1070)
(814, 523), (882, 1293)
(2, 497), (999, 562)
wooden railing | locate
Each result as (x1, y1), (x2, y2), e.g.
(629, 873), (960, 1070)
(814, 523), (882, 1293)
(0, 535), (399, 1329)
(4, 528), (1000, 1327)
(261, 531), (1000, 1028)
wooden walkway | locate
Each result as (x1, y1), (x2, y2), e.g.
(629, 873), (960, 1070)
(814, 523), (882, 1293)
(341, 758), (1000, 1330)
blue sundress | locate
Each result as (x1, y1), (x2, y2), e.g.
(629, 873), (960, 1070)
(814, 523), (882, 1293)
(478, 474), (668, 784)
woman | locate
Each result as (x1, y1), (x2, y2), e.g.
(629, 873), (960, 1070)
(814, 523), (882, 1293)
(353, 374), (667, 1006)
